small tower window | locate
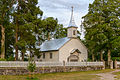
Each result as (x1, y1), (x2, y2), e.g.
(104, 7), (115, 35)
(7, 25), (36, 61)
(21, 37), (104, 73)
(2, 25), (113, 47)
(50, 53), (52, 59)
(43, 53), (45, 59)
(73, 30), (76, 35)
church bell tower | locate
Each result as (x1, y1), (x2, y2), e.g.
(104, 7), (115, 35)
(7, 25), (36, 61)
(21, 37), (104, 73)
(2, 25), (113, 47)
(67, 6), (78, 38)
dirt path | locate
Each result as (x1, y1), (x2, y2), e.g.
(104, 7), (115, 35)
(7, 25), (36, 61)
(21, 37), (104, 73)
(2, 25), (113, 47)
(97, 69), (120, 80)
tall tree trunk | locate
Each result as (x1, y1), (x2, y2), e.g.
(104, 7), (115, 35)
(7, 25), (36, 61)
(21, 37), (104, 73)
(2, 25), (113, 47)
(107, 49), (111, 62)
(47, 32), (50, 40)
(30, 49), (33, 61)
(1, 25), (5, 59)
(92, 53), (95, 61)
(22, 52), (24, 61)
(100, 50), (103, 61)
(15, 18), (18, 61)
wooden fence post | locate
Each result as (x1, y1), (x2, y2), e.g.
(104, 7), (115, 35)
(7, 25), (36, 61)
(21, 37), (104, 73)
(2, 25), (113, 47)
(63, 61), (66, 72)
(42, 67), (44, 73)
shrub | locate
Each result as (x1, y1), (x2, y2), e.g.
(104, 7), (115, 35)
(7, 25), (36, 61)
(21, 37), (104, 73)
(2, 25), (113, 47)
(24, 58), (28, 61)
(27, 60), (36, 79)
(0, 58), (6, 61)
(7, 56), (15, 61)
(112, 57), (120, 61)
(27, 61), (36, 72)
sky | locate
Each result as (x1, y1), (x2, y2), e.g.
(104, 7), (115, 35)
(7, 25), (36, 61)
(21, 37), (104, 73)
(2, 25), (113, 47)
(38, 0), (94, 38)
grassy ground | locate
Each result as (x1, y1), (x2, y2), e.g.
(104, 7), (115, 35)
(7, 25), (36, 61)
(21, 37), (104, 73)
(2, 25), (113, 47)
(0, 69), (114, 80)
(113, 70), (120, 80)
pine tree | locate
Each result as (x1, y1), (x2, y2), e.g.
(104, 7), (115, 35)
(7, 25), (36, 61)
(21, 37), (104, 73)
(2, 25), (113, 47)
(42, 17), (58, 40)
(12, 0), (43, 60)
(0, 0), (15, 59)
(53, 24), (67, 39)
(82, 0), (120, 61)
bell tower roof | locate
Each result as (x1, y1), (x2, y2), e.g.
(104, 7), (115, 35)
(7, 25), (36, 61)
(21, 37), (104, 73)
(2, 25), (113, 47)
(68, 6), (77, 28)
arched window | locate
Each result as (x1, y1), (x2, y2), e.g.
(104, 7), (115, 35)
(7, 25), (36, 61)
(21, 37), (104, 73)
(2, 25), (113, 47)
(50, 53), (52, 59)
(43, 53), (45, 59)
(73, 30), (76, 35)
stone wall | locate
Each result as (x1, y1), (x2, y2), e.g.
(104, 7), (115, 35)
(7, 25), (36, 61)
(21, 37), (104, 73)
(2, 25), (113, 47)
(0, 66), (104, 75)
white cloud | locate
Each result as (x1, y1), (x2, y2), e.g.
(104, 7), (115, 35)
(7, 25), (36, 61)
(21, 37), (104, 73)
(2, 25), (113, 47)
(38, 0), (94, 39)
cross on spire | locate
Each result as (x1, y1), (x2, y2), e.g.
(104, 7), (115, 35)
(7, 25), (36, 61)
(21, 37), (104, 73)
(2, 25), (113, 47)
(72, 6), (73, 14)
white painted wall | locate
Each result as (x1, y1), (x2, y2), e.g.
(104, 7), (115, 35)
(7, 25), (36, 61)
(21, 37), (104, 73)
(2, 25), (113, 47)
(59, 38), (88, 62)
(36, 51), (59, 62)
(35, 38), (88, 62)
(67, 27), (77, 38)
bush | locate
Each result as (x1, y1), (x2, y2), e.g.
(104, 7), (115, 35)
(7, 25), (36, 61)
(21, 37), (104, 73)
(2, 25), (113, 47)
(0, 58), (6, 61)
(7, 56), (15, 61)
(27, 61), (36, 72)
(27, 60), (36, 79)
(112, 57), (120, 61)
(24, 58), (28, 61)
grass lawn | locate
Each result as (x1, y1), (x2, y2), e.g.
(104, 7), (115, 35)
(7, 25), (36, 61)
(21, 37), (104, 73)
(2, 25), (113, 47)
(113, 70), (120, 80)
(0, 69), (114, 80)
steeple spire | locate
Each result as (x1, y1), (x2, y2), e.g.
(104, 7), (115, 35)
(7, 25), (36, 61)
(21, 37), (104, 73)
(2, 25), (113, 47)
(67, 6), (78, 38)
(68, 6), (77, 27)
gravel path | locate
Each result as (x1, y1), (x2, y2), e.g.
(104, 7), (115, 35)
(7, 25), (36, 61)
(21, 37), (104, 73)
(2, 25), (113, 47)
(97, 69), (120, 80)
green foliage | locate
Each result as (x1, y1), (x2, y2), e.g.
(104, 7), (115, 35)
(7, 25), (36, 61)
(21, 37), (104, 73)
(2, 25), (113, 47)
(24, 58), (28, 61)
(41, 17), (58, 40)
(5, 24), (15, 59)
(54, 24), (67, 39)
(0, 69), (114, 80)
(26, 77), (39, 80)
(11, 0), (43, 60)
(53, 24), (81, 39)
(42, 17), (58, 32)
(82, 0), (120, 61)
(0, 58), (6, 61)
(27, 58), (36, 79)
(87, 58), (92, 61)
(27, 61), (36, 72)
(0, 28), (2, 53)
(0, 0), (15, 59)
(112, 57), (120, 61)
(0, 0), (67, 60)
(7, 55), (15, 61)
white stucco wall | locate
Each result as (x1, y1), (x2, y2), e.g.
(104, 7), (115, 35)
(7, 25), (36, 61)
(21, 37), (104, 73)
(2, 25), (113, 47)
(67, 27), (77, 38)
(35, 38), (88, 62)
(37, 51), (59, 62)
(59, 38), (88, 62)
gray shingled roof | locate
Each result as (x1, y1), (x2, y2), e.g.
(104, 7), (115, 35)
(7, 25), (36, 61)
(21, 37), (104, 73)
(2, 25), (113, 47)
(39, 37), (70, 52)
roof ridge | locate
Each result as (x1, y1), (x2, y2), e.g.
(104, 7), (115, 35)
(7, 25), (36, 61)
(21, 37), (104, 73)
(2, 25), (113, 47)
(40, 37), (70, 52)
(45, 37), (68, 42)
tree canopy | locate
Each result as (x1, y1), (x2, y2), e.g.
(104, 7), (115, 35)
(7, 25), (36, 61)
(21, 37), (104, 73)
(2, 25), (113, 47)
(0, 0), (70, 61)
(82, 0), (120, 61)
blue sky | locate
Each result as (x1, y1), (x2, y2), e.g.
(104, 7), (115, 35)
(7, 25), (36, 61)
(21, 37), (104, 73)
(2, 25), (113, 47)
(38, 0), (94, 28)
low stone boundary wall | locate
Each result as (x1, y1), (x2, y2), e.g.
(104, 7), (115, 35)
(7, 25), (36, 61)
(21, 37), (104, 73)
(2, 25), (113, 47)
(0, 66), (104, 75)
(0, 61), (105, 75)
(0, 61), (104, 67)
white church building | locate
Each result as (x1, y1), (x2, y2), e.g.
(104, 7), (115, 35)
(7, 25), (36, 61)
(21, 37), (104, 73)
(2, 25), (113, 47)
(35, 7), (88, 62)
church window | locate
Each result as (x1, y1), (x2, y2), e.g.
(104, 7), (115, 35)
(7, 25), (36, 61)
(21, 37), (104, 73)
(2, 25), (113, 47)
(73, 30), (76, 35)
(50, 53), (52, 59)
(43, 53), (45, 59)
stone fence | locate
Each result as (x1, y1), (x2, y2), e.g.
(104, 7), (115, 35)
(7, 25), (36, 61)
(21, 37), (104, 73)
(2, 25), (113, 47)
(0, 61), (105, 75)
(0, 61), (104, 67)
